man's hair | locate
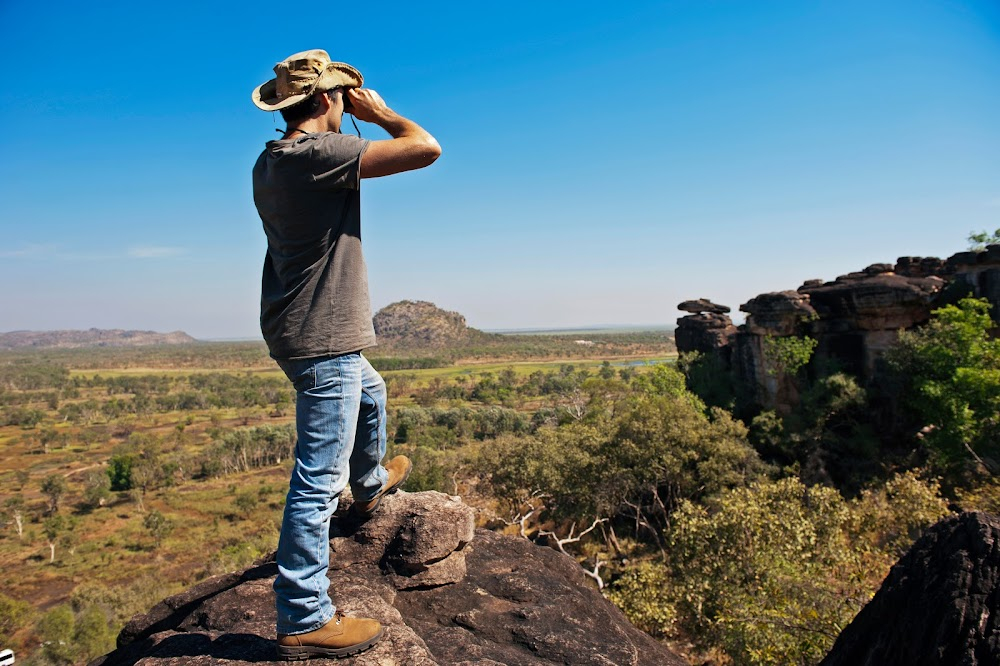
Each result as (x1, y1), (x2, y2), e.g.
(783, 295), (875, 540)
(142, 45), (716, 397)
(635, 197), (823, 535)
(279, 89), (340, 124)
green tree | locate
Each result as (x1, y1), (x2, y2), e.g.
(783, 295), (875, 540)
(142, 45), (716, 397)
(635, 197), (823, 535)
(40, 473), (67, 514)
(72, 604), (115, 660)
(762, 334), (818, 377)
(481, 367), (766, 541)
(885, 297), (1000, 481)
(0, 592), (31, 645)
(663, 474), (949, 666)
(82, 469), (113, 510)
(2, 495), (26, 539)
(142, 509), (174, 548)
(42, 514), (66, 563)
(605, 562), (675, 638)
(37, 604), (76, 664)
(751, 372), (880, 490)
(107, 453), (134, 491)
(968, 227), (1000, 251)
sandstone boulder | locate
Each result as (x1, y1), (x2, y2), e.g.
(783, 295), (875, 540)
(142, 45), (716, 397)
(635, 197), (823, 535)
(92, 491), (682, 666)
(895, 256), (949, 278)
(675, 312), (737, 356)
(800, 273), (944, 332)
(677, 298), (731, 314)
(740, 291), (817, 336)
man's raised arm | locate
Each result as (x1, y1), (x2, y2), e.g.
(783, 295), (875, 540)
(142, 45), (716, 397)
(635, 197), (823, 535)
(346, 88), (441, 179)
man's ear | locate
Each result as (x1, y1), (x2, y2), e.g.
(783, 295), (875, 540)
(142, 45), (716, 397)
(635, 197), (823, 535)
(317, 91), (334, 113)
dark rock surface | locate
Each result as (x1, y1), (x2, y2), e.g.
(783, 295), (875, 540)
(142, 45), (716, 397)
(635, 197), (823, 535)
(677, 299), (731, 314)
(740, 291), (817, 336)
(822, 511), (1000, 666)
(895, 256), (950, 278)
(799, 273), (944, 331)
(91, 491), (681, 666)
(675, 312), (737, 356)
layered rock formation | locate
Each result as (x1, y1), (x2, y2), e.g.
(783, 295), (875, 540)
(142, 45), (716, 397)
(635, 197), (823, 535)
(821, 511), (1000, 666)
(675, 298), (737, 361)
(676, 246), (1000, 412)
(92, 491), (682, 666)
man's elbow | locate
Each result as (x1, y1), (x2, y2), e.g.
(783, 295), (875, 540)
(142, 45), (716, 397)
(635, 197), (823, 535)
(419, 135), (442, 167)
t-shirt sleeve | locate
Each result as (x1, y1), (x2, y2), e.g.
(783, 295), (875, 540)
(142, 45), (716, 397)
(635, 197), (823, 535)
(309, 133), (370, 190)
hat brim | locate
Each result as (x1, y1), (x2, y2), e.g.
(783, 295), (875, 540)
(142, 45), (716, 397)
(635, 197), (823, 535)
(252, 62), (364, 112)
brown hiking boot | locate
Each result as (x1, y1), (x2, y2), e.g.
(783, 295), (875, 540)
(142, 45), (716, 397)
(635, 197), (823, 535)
(276, 611), (383, 660)
(350, 455), (413, 518)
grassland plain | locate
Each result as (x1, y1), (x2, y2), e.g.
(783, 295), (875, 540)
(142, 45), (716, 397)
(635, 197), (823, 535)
(0, 336), (675, 662)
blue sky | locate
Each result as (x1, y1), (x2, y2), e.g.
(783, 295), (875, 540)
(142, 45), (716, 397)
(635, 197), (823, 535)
(1, 0), (998, 338)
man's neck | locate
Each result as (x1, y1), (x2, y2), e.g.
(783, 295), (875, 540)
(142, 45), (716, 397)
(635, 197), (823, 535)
(285, 113), (341, 138)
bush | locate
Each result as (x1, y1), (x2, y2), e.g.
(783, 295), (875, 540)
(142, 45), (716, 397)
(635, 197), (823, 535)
(34, 601), (115, 664)
(71, 577), (176, 627)
(387, 443), (456, 493)
(762, 334), (817, 377)
(479, 368), (766, 531)
(663, 474), (950, 666)
(0, 592), (31, 645)
(605, 563), (675, 637)
(37, 604), (76, 664)
(143, 509), (174, 547)
(885, 298), (1000, 483)
(106, 453), (134, 491)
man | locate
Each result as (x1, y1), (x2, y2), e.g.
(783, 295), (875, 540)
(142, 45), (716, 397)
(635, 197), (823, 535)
(251, 49), (441, 660)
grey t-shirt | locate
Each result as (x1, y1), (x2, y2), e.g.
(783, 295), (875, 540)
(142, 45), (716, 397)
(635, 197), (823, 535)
(252, 132), (374, 360)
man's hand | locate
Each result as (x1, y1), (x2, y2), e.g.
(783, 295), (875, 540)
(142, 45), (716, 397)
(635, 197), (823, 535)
(346, 88), (390, 124)
(346, 88), (442, 179)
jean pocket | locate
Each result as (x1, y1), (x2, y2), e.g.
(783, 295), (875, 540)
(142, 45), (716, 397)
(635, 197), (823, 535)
(278, 359), (317, 393)
(313, 357), (344, 391)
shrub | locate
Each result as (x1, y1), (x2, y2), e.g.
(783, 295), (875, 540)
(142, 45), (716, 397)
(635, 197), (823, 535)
(0, 592), (31, 645)
(664, 474), (950, 666)
(605, 562), (675, 638)
(885, 297), (1000, 482)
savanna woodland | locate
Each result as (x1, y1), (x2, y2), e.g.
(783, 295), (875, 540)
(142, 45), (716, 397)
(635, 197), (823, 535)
(2, 285), (1000, 665)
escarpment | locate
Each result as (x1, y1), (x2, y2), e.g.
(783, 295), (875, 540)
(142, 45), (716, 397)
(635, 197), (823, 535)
(676, 246), (1000, 414)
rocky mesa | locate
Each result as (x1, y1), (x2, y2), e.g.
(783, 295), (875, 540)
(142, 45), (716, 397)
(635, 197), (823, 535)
(0, 329), (196, 350)
(373, 301), (480, 349)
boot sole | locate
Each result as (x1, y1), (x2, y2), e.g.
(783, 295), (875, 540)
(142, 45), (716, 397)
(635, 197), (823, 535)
(276, 626), (384, 660)
(350, 460), (413, 518)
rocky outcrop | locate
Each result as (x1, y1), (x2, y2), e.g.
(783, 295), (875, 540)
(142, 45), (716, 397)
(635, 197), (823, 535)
(741, 291), (817, 336)
(373, 301), (475, 348)
(675, 299), (738, 368)
(91, 491), (682, 666)
(676, 245), (1000, 412)
(821, 511), (1000, 666)
(0, 329), (196, 349)
(799, 272), (946, 378)
(675, 313), (737, 355)
(678, 299), (730, 315)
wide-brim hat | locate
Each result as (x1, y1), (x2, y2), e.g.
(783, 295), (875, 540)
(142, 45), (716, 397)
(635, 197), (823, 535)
(252, 49), (363, 112)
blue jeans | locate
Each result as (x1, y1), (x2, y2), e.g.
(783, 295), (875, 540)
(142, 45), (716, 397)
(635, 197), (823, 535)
(273, 352), (388, 635)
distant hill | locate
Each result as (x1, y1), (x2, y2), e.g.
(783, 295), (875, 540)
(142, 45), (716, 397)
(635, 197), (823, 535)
(373, 301), (480, 348)
(0, 328), (197, 350)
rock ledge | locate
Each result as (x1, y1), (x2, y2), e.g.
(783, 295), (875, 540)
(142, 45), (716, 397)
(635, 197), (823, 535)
(92, 491), (682, 665)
